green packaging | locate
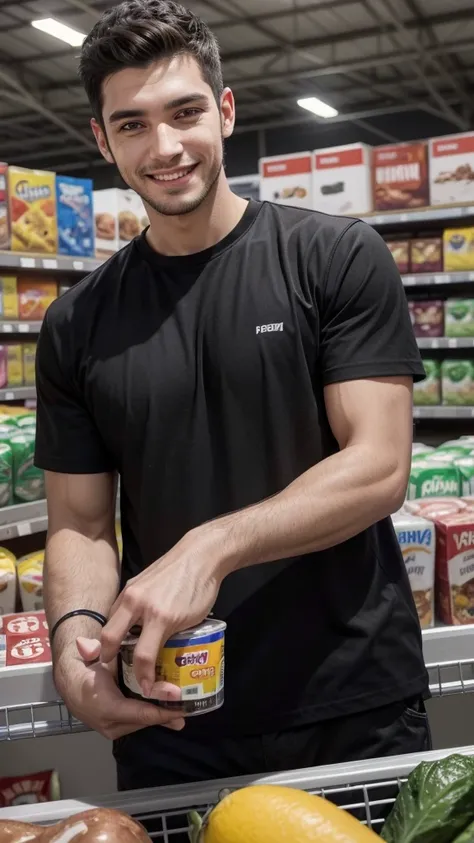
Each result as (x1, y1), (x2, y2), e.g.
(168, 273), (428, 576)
(442, 360), (474, 406)
(407, 459), (461, 500)
(445, 299), (474, 338)
(454, 457), (474, 496)
(0, 442), (13, 507)
(11, 432), (44, 502)
(413, 360), (441, 406)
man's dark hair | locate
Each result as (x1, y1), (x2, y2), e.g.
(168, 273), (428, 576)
(79, 0), (223, 125)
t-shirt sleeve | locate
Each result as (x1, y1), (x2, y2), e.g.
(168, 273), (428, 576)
(319, 220), (425, 386)
(35, 313), (114, 474)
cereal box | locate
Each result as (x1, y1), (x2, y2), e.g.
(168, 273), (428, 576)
(407, 460), (461, 500)
(413, 359), (441, 406)
(445, 299), (474, 337)
(435, 512), (474, 624)
(410, 238), (443, 273)
(392, 512), (435, 627)
(8, 167), (57, 254)
(408, 301), (444, 337)
(0, 548), (16, 616)
(0, 164), (8, 250)
(386, 240), (410, 274)
(6, 344), (23, 387)
(312, 143), (373, 215)
(56, 176), (94, 257)
(373, 142), (429, 211)
(16, 550), (44, 612)
(18, 278), (57, 321)
(259, 153), (313, 208)
(442, 359), (474, 405)
(430, 132), (474, 206)
(444, 227), (474, 272)
(93, 188), (119, 258)
(22, 343), (36, 386)
(118, 189), (149, 249)
(0, 276), (18, 319)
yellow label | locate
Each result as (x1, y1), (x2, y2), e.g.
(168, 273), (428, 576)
(444, 227), (474, 272)
(8, 167), (58, 254)
(0, 276), (18, 319)
(6, 344), (23, 386)
(22, 343), (37, 386)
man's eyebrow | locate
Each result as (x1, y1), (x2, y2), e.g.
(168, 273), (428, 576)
(107, 94), (209, 124)
(108, 109), (146, 124)
(165, 93), (209, 109)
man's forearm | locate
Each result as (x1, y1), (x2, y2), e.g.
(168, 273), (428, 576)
(203, 442), (407, 576)
(45, 528), (120, 676)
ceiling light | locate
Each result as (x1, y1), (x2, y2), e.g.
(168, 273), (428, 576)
(297, 96), (338, 119)
(31, 18), (86, 47)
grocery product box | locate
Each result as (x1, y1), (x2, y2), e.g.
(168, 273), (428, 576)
(386, 240), (410, 274)
(56, 176), (94, 258)
(444, 228), (474, 272)
(429, 132), (474, 206)
(6, 344), (23, 387)
(435, 512), (474, 624)
(0, 163), (8, 250)
(392, 512), (435, 628)
(406, 497), (467, 518)
(0, 610), (47, 636)
(407, 460), (461, 500)
(8, 167), (57, 254)
(442, 359), (474, 405)
(18, 277), (57, 321)
(410, 237), (443, 273)
(445, 299), (474, 337)
(259, 152), (313, 209)
(16, 551), (44, 612)
(408, 301), (444, 337)
(0, 611), (56, 707)
(312, 143), (372, 215)
(93, 188), (149, 258)
(373, 142), (429, 211)
(0, 276), (17, 319)
(0, 548), (16, 615)
(455, 457), (474, 496)
(118, 189), (149, 249)
(413, 359), (441, 406)
(22, 343), (36, 386)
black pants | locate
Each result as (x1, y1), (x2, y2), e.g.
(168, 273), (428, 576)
(116, 698), (431, 816)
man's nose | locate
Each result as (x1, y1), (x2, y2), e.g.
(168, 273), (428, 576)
(150, 124), (183, 161)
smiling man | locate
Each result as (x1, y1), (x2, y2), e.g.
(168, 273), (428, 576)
(35, 0), (430, 791)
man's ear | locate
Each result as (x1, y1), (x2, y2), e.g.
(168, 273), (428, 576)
(220, 88), (235, 140)
(91, 118), (115, 164)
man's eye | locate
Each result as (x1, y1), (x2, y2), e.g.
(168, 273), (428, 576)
(176, 108), (202, 119)
(120, 122), (143, 132)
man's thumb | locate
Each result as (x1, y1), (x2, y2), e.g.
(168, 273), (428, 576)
(76, 636), (101, 663)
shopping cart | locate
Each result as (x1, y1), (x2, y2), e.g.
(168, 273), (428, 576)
(0, 745), (473, 839)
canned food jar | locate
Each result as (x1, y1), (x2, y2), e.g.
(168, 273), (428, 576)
(120, 618), (226, 715)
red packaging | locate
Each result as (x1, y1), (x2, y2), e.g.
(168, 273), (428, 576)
(0, 771), (60, 807)
(386, 240), (410, 274)
(0, 163), (8, 251)
(0, 611), (50, 669)
(408, 301), (444, 337)
(435, 512), (474, 624)
(373, 142), (429, 211)
(0, 610), (48, 637)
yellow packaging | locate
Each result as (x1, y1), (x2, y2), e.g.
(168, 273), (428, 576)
(6, 344), (23, 387)
(444, 228), (474, 272)
(22, 343), (36, 386)
(121, 618), (226, 715)
(0, 546), (16, 615)
(8, 167), (57, 254)
(0, 276), (18, 319)
(16, 550), (44, 611)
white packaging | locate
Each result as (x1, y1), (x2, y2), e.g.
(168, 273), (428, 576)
(259, 152), (313, 209)
(429, 133), (474, 206)
(312, 143), (373, 215)
(118, 189), (149, 249)
(392, 512), (435, 628)
(93, 188), (119, 258)
(0, 550), (15, 616)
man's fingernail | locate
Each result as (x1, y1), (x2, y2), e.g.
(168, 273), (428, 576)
(141, 681), (152, 698)
(168, 719), (185, 731)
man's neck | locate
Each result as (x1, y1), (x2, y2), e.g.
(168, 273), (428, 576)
(145, 174), (248, 257)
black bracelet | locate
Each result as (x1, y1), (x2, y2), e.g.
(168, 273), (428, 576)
(50, 610), (108, 643)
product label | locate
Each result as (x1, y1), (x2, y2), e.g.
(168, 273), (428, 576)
(393, 514), (435, 627)
(315, 148), (364, 169)
(262, 156), (311, 177)
(433, 136), (474, 156)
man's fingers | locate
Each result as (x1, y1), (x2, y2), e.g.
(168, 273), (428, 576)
(132, 622), (166, 697)
(149, 680), (182, 702)
(76, 636), (101, 663)
(100, 603), (135, 663)
(114, 695), (185, 730)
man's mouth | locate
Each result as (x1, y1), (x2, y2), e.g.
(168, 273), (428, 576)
(146, 164), (197, 183)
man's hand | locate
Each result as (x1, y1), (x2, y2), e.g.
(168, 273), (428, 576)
(54, 637), (186, 739)
(99, 529), (225, 699)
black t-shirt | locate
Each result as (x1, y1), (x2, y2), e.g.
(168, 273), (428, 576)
(35, 199), (428, 738)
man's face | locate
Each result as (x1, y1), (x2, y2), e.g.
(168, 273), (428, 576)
(92, 55), (235, 217)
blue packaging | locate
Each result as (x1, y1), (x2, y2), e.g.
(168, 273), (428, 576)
(56, 176), (94, 257)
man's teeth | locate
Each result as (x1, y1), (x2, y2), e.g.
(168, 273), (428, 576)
(151, 167), (194, 182)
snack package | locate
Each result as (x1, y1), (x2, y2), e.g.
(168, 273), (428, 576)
(0, 547), (16, 615)
(373, 142), (429, 211)
(435, 512), (474, 624)
(11, 431), (44, 502)
(0, 770), (60, 807)
(430, 133), (474, 206)
(0, 275), (18, 319)
(93, 188), (119, 257)
(57, 175), (94, 257)
(8, 167), (57, 254)
(442, 359), (474, 405)
(386, 240), (410, 274)
(22, 343), (36, 386)
(444, 227), (474, 272)
(0, 346), (7, 389)
(407, 460), (461, 500)
(392, 511), (435, 628)
(0, 609), (47, 635)
(445, 299), (474, 337)
(0, 163), (8, 250)
(119, 189), (149, 249)
(312, 143), (373, 215)
(18, 277), (57, 321)
(0, 441), (13, 507)
(16, 550), (44, 611)
(6, 343), (23, 387)
(410, 238), (443, 273)
(408, 301), (444, 337)
(259, 152), (313, 208)
(413, 359), (441, 406)
(405, 497), (467, 518)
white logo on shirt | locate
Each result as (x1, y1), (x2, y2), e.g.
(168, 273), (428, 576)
(256, 323), (284, 334)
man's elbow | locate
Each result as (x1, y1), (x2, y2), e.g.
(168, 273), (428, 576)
(378, 462), (409, 516)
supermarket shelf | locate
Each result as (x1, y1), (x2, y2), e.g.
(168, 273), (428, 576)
(417, 337), (474, 349)
(0, 251), (101, 274)
(360, 203), (474, 226)
(0, 321), (41, 334)
(403, 271), (474, 287)
(413, 406), (474, 419)
(0, 499), (47, 540)
(0, 386), (35, 401)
